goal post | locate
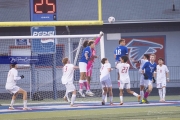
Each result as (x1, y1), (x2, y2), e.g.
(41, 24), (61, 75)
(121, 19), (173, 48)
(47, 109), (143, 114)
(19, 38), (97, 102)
(0, 34), (105, 103)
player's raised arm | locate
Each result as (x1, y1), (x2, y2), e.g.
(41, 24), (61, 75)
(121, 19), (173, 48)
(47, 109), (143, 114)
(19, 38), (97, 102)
(94, 31), (104, 45)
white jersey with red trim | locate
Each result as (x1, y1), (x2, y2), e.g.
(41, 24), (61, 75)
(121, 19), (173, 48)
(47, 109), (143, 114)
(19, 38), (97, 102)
(116, 63), (130, 83)
(100, 63), (111, 81)
(61, 64), (74, 84)
(6, 68), (21, 89)
(156, 64), (169, 83)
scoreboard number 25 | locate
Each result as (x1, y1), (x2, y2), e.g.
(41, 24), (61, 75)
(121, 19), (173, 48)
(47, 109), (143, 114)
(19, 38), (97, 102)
(34, 0), (56, 14)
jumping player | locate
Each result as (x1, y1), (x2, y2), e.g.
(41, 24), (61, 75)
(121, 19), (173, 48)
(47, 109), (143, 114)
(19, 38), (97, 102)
(140, 54), (157, 104)
(5, 63), (31, 110)
(86, 31), (104, 96)
(78, 41), (95, 97)
(155, 58), (169, 102)
(114, 39), (128, 89)
(100, 58), (113, 105)
(116, 56), (140, 105)
(61, 58), (78, 107)
(132, 54), (149, 100)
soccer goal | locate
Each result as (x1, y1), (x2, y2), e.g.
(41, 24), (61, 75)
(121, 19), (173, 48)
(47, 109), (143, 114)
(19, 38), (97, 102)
(0, 34), (105, 104)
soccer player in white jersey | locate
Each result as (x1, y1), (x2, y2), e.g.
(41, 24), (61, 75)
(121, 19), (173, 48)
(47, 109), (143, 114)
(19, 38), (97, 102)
(132, 54), (149, 100)
(5, 63), (31, 110)
(155, 58), (169, 102)
(116, 56), (140, 105)
(61, 58), (78, 107)
(100, 58), (113, 105)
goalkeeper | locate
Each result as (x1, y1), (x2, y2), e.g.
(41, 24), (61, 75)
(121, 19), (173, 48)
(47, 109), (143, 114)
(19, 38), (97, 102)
(86, 31), (104, 96)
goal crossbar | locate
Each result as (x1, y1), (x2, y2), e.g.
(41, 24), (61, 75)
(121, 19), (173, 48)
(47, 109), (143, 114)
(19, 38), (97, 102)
(0, 34), (100, 39)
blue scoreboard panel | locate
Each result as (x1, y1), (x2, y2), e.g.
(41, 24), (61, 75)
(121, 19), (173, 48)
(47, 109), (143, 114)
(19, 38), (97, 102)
(30, 0), (57, 21)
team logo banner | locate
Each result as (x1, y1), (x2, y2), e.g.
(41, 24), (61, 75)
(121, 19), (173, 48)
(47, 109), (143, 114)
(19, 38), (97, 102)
(0, 56), (38, 64)
(124, 36), (165, 69)
(31, 27), (56, 53)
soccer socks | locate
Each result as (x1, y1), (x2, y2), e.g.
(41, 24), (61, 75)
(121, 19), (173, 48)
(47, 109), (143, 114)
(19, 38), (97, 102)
(120, 96), (123, 103)
(23, 100), (27, 108)
(71, 94), (76, 105)
(144, 91), (149, 99)
(140, 91), (144, 100)
(102, 94), (106, 102)
(83, 80), (90, 91)
(162, 87), (166, 100)
(65, 91), (70, 102)
(109, 96), (113, 103)
(10, 99), (15, 107)
(158, 89), (163, 100)
(133, 92), (139, 97)
(79, 80), (84, 90)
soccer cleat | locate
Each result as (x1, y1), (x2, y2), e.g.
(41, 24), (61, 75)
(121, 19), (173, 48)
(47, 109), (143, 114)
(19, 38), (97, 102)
(102, 102), (105, 105)
(137, 95), (141, 102)
(63, 96), (70, 103)
(23, 107), (32, 110)
(120, 103), (123, 105)
(110, 103), (114, 106)
(85, 90), (94, 97)
(70, 104), (78, 107)
(9, 106), (14, 110)
(141, 98), (149, 104)
(78, 90), (85, 98)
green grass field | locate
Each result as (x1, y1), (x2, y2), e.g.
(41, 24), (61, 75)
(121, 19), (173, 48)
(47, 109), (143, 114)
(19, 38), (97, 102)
(0, 95), (180, 120)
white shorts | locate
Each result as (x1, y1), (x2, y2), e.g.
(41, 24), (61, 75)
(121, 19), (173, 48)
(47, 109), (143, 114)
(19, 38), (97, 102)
(79, 62), (87, 72)
(6, 86), (20, 94)
(140, 74), (145, 86)
(101, 79), (112, 88)
(144, 80), (152, 88)
(120, 82), (130, 89)
(65, 83), (76, 93)
(157, 81), (166, 88)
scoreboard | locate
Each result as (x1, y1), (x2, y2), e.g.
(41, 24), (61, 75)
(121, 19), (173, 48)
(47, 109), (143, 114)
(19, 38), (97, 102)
(30, 0), (57, 21)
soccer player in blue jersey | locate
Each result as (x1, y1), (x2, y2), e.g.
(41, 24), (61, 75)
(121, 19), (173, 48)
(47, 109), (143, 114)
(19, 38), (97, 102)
(78, 41), (95, 97)
(114, 39), (128, 88)
(140, 54), (157, 104)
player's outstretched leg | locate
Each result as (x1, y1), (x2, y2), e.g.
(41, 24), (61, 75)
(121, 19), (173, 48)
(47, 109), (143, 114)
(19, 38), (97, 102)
(9, 92), (18, 110)
(126, 89), (141, 102)
(140, 75), (145, 100)
(162, 86), (166, 102)
(70, 90), (77, 107)
(63, 90), (70, 103)
(102, 87), (107, 105)
(108, 87), (113, 105)
(18, 88), (31, 110)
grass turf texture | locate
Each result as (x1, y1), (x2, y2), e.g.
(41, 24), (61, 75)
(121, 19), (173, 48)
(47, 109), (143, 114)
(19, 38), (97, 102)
(0, 106), (180, 120)
(0, 96), (180, 120)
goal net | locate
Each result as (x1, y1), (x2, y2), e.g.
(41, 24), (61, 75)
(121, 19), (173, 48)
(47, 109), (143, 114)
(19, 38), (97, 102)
(0, 34), (105, 104)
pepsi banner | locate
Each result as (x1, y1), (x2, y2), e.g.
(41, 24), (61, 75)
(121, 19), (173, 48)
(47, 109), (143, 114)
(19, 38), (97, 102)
(31, 27), (56, 53)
